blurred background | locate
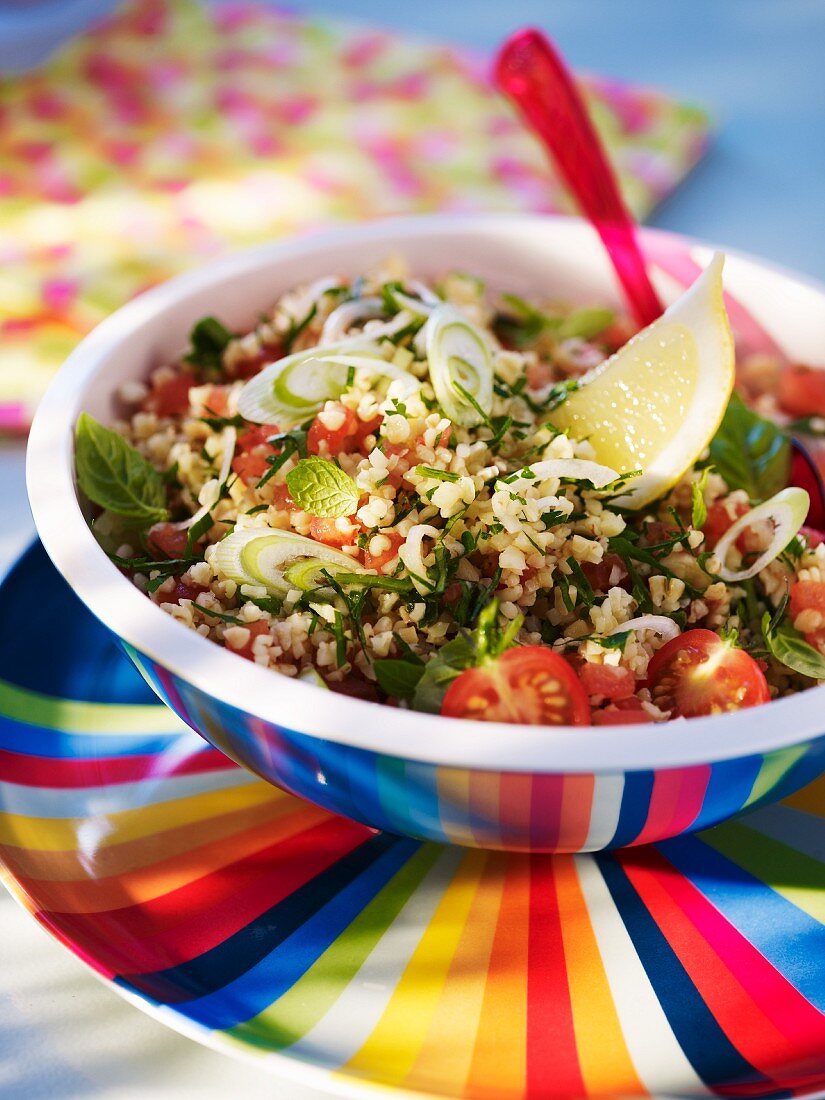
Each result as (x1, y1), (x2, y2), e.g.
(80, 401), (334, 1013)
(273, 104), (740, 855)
(1, 1), (823, 1096)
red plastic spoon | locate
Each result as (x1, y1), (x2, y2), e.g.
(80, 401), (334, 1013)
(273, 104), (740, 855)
(494, 26), (825, 525)
(494, 27), (664, 328)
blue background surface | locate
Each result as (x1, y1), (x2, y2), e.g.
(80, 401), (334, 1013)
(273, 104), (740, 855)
(1, 0), (824, 279)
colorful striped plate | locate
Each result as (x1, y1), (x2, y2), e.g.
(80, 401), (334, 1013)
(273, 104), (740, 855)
(2, 542), (825, 1098)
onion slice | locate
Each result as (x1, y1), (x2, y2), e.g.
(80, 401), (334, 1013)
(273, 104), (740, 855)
(498, 459), (620, 493)
(608, 615), (681, 641)
(397, 523), (439, 595)
(424, 305), (493, 427)
(212, 527), (365, 595)
(713, 486), (810, 582)
(321, 297), (384, 343)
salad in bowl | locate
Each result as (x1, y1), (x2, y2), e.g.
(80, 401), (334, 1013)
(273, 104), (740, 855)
(74, 252), (823, 727)
(27, 214), (825, 851)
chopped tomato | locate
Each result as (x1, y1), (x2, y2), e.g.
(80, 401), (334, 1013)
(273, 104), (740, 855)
(149, 373), (193, 417)
(601, 317), (639, 352)
(231, 423), (280, 484)
(363, 531), (403, 573)
(577, 662), (635, 701)
(440, 646), (590, 725)
(147, 522), (189, 559)
(593, 703), (655, 725)
(271, 483), (297, 510)
(328, 674), (381, 703)
(161, 578), (207, 605)
(526, 361), (554, 390)
(647, 628), (770, 718)
(232, 620), (271, 661)
(790, 580), (825, 649)
(308, 404), (359, 456)
(226, 350), (272, 381)
(778, 363), (825, 418)
(802, 525), (825, 549)
(581, 553), (629, 593)
(702, 498), (750, 549)
(310, 515), (357, 547)
(308, 404), (383, 457)
(200, 384), (232, 417)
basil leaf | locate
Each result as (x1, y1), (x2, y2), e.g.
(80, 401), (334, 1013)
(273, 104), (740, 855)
(75, 413), (169, 524)
(374, 659), (425, 700)
(412, 634), (476, 714)
(709, 393), (791, 502)
(762, 610), (825, 680)
(184, 316), (233, 374)
(286, 457), (359, 517)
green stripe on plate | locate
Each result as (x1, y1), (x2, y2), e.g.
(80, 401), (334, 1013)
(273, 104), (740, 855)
(0, 678), (185, 735)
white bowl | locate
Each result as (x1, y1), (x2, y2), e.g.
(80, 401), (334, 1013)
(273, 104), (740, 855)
(26, 214), (825, 851)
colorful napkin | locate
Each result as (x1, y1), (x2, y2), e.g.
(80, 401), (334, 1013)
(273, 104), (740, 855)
(0, 0), (711, 431)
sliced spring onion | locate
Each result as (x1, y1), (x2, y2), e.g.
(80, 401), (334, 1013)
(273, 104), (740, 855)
(321, 297), (384, 343)
(212, 527), (365, 595)
(713, 486), (810, 582)
(238, 342), (418, 426)
(384, 284), (436, 320)
(608, 615), (681, 641)
(424, 305), (494, 426)
(397, 523), (439, 595)
(499, 459), (620, 492)
(283, 557), (354, 592)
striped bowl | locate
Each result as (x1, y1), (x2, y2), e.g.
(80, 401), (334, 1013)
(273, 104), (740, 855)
(26, 214), (825, 852)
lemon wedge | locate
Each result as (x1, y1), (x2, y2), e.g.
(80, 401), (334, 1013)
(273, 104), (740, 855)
(550, 253), (734, 509)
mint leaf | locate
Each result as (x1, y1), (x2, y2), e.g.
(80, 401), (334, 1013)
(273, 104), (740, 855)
(374, 659), (425, 700)
(286, 457), (359, 517)
(762, 610), (825, 680)
(75, 413), (169, 524)
(709, 393), (791, 502)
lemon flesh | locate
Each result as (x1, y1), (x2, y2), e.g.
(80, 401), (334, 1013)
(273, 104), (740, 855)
(551, 253), (734, 509)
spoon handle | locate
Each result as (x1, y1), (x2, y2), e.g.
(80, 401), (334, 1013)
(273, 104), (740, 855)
(494, 28), (665, 328)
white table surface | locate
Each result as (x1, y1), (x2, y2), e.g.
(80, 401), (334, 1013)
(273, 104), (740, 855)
(1, 0), (824, 1096)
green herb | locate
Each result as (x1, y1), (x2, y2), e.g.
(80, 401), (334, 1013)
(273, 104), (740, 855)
(332, 610), (348, 667)
(416, 465), (460, 483)
(184, 316), (233, 376)
(282, 303), (317, 354)
(243, 594), (283, 615)
(541, 509), (571, 530)
(452, 380), (493, 430)
(762, 610), (825, 680)
(245, 504), (269, 515)
(185, 509), (214, 555)
(286, 457), (359, 517)
(332, 573), (414, 594)
(256, 425), (309, 489)
(108, 552), (198, 576)
(786, 416), (825, 437)
(597, 631), (630, 652)
(75, 413), (169, 524)
(487, 414), (513, 451)
(200, 412), (248, 431)
(196, 606), (245, 625)
(492, 294), (555, 348)
(565, 557), (595, 607)
(691, 466), (712, 529)
(374, 659), (425, 700)
(557, 307), (614, 342)
(709, 393), (791, 502)
(411, 633), (476, 713)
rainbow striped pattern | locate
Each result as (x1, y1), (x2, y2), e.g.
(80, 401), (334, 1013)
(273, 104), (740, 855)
(2, 542), (825, 1097)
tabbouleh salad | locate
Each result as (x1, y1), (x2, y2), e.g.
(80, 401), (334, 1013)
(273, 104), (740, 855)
(74, 258), (825, 726)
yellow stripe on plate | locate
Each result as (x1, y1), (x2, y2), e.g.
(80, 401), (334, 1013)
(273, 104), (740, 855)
(0, 782), (284, 851)
(345, 849), (486, 1087)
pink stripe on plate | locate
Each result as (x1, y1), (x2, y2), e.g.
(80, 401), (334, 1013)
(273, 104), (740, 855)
(633, 765), (711, 847)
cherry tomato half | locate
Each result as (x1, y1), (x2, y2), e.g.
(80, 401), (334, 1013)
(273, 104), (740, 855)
(440, 646), (590, 726)
(647, 628), (770, 719)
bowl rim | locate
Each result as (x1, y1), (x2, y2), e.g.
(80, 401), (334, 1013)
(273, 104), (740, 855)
(26, 211), (825, 773)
